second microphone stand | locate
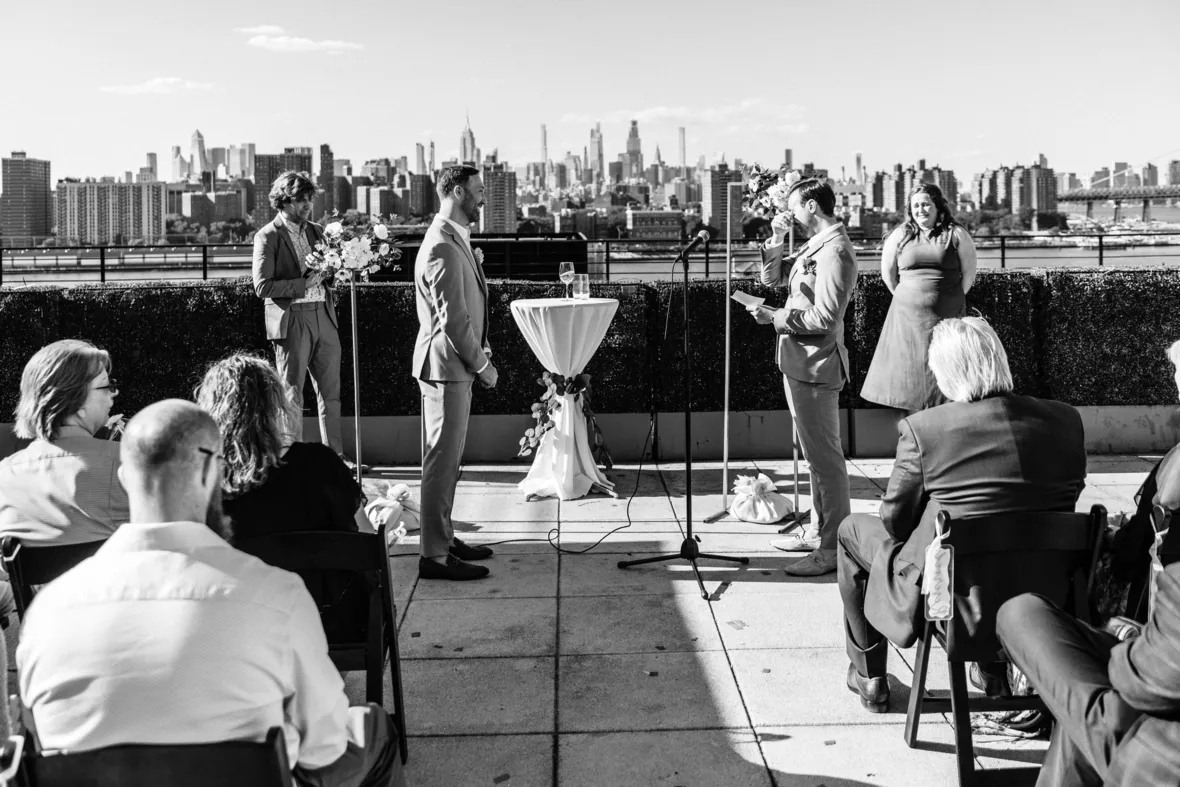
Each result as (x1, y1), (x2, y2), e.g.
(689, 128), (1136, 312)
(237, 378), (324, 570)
(618, 239), (750, 600)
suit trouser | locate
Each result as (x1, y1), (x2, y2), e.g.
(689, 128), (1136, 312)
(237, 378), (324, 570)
(837, 513), (896, 678)
(782, 374), (850, 550)
(419, 379), (473, 560)
(997, 594), (1140, 787)
(273, 302), (343, 455)
(293, 703), (406, 787)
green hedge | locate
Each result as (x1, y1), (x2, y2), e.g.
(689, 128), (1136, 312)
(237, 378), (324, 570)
(0, 270), (1177, 424)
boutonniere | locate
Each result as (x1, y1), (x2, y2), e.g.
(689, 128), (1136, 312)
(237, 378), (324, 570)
(800, 257), (817, 276)
(473, 248), (485, 266)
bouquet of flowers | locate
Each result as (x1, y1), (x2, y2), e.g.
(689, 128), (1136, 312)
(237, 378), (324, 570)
(304, 212), (403, 285)
(742, 164), (803, 219)
(518, 371), (612, 469)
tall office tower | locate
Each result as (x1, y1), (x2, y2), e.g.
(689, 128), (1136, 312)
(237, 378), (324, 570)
(171, 146), (190, 182)
(479, 163), (517, 233)
(429, 141), (435, 174)
(1112, 162), (1130, 188)
(319, 144), (334, 216)
(227, 145), (241, 178)
(855, 152), (863, 184)
(251, 148), (313, 226)
(242, 143), (256, 181)
(460, 115), (477, 165)
(700, 164), (743, 240)
(784, 149), (793, 170)
(190, 130), (209, 179)
(55, 180), (167, 245)
(1142, 163), (1159, 187)
(416, 143), (426, 174)
(624, 120), (643, 179)
(1036, 153), (1048, 168)
(678, 127), (686, 171)
(541, 124), (548, 182)
(334, 159), (352, 177)
(1169, 161), (1180, 186)
(588, 123), (604, 182)
(209, 147), (228, 175)
(0, 151), (52, 246)
(409, 173), (435, 216)
(146, 153), (158, 180)
(362, 158), (394, 185)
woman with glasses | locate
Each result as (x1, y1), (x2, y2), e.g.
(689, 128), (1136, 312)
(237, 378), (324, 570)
(0, 339), (129, 546)
(195, 353), (370, 641)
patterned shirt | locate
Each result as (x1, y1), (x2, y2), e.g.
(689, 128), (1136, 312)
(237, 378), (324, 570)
(279, 213), (325, 305)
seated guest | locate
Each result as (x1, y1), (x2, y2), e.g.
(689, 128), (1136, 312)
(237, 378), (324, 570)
(17, 400), (405, 787)
(194, 353), (370, 641)
(997, 568), (1180, 786)
(0, 339), (128, 544)
(837, 317), (1087, 711)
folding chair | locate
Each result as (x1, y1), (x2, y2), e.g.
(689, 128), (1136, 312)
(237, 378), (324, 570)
(0, 538), (103, 619)
(235, 525), (407, 764)
(904, 504), (1107, 785)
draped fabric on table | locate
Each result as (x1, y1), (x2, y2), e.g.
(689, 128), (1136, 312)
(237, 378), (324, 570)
(510, 298), (619, 500)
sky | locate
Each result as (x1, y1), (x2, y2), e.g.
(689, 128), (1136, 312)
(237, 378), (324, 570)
(2, 0), (1178, 185)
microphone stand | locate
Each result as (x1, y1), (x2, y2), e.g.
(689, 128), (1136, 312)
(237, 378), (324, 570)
(618, 233), (750, 600)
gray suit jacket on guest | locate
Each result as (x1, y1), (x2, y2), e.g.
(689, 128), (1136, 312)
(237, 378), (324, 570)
(252, 217), (336, 341)
(865, 393), (1087, 647)
(412, 217), (490, 382)
(759, 224), (857, 389)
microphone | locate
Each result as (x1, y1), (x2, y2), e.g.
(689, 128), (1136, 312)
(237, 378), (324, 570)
(677, 229), (712, 259)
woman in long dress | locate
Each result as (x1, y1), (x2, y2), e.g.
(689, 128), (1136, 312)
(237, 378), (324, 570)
(860, 183), (977, 411)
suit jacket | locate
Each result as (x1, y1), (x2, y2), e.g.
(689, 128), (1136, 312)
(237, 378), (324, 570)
(1105, 563), (1180, 785)
(865, 394), (1087, 646)
(412, 216), (490, 382)
(252, 217), (336, 341)
(759, 224), (857, 389)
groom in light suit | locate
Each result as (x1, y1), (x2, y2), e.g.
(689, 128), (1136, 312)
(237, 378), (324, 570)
(753, 178), (857, 576)
(413, 165), (499, 581)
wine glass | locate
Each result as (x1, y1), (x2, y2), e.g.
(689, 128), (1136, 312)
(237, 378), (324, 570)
(559, 261), (575, 299)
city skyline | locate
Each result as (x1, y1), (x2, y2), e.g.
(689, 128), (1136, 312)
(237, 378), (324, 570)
(2, 0), (1178, 183)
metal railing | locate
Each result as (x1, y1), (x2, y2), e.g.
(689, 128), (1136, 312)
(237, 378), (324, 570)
(4, 231), (1180, 287)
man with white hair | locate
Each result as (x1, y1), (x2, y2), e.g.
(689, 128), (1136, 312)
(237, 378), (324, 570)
(835, 317), (1087, 712)
(17, 400), (404, 786)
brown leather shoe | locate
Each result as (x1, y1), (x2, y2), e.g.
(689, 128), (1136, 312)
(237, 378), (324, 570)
(970, 662), (1011, 698)
(846, 663), (890, 713)
(449, 537), (494, 561)
(419, 555), (490, 581)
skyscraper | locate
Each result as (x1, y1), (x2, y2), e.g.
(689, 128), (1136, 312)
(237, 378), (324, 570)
(1169, 161), (1180, 187)
(146, 153), (158, 180)
(251, 148), (313, 226)
(460, 115), (477, 165)
(171, 146), (189, 182)
(429, 141), (435, 174)
(190, 130), (209, 180)
(678, 127), (686, 171)
(588, 123), (604, 183)
(1, 151), (52, 246)
(242, 143), (256, 181)
(1142, 163), (1159, 187)
(55, 180), (167, 245)
(319, 144), (334, 216)
(479, 163), (517, 233)
(624, 120), (643, 179)
(700, 164), (743, 240)
(416, 143), (426, 175)
(541, 124), (548, 181)
(784, 149), (793, 169)
(855, 152), (863, 184)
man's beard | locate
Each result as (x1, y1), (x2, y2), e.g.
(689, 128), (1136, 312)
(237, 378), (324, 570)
(464, 198), (482, 224)
(205, 485), (234, 542)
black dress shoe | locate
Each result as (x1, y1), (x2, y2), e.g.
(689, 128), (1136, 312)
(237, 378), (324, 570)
(846, 663), (890, 713)
(970, 662), (1011, 698)
(418, 555), (490, 581)
(339, 454), (371, 474)
(450, 537), (494, 561)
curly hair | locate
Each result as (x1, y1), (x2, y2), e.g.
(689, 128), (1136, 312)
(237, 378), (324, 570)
(436, 165), (480, 200)
(268, 170), (317, 211)
(194, 354), (299, 497)
(14, 339), (111, 440)
(896, 182), (959, 250)
(786, 178), (836, 217)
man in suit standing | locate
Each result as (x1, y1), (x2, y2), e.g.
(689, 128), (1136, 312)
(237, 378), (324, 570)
(413, 165), (499, 581)
(753, 179), (857, 576)
(997, 570), (1180, 786)
(252, 171), (363, 471)
(838, 317), (1087, 712)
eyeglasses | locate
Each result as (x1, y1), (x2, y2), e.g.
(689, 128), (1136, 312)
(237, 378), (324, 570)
(94, 379), (119, 395)
(197, 446), (223, 462)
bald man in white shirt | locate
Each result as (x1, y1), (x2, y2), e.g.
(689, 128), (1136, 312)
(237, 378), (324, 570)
(17, 400), (404, 787)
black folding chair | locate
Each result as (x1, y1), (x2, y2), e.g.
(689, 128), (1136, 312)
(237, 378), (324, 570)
(12, 726), (291, 787)
(235, 525), (407, 764)
(0, 537), (104, 619)
(904, 504), (1107, 786)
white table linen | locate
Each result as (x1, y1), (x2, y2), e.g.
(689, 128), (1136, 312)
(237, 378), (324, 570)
(510, 298), (619, 500)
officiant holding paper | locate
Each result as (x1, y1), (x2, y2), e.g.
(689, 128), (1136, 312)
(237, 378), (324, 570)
(750, 178), (857, 576)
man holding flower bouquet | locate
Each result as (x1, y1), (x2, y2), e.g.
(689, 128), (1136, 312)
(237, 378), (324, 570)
(750, 178), (857, 577)
(252, 171), (364, 471)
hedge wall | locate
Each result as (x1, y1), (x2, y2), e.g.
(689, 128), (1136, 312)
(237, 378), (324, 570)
(0, 269), (1177, 424)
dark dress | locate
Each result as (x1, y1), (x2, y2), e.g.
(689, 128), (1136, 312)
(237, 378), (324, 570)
(860, 226), (966, 411)
(223, 442), (369, 642)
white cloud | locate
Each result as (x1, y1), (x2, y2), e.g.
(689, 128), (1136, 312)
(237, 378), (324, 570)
(245, 34), (363, 52)
(100, 77), (214, 95)
(232, 24), (285, 34)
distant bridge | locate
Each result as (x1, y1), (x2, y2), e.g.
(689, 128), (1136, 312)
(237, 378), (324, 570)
(1059, 185), (1180, 222)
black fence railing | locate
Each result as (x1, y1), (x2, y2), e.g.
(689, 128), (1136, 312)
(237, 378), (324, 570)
(4, 231), (1180, 287)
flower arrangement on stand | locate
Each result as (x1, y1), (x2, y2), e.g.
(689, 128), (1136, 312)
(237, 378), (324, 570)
(303, 213), (404, 482)
(518, 371), (613, 470)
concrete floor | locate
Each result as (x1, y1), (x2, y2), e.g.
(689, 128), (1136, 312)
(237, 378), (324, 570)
(2, 454), (1152, 785)
(342, 453), (1155, 787)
